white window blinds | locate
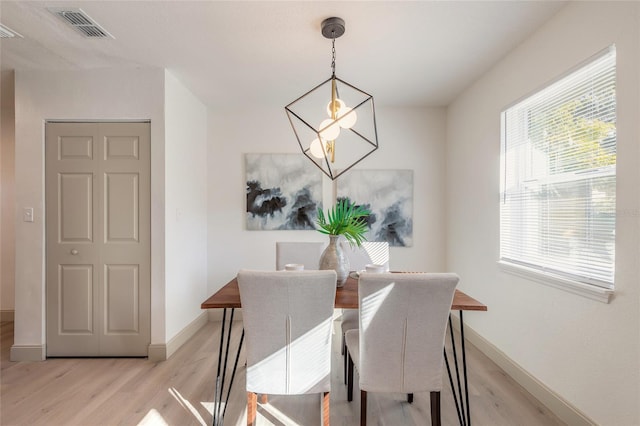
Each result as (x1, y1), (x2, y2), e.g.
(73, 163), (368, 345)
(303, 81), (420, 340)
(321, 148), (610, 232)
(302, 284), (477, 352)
(500, 47), (616, 288)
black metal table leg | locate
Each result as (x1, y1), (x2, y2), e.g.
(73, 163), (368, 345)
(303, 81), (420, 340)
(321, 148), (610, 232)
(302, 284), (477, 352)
(444, 349), (464, 426)
(212, 308), (244, 426)
(460, 311), (471, 426)
(223, 329), (244, 419)
(444, 311), (471, 426)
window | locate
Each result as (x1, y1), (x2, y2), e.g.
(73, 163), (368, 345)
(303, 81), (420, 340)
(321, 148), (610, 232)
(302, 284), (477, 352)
(500, 46), (616, 290)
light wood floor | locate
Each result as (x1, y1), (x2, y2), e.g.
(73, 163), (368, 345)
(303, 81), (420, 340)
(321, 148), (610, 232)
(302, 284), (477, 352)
(1, 319), (564, 426)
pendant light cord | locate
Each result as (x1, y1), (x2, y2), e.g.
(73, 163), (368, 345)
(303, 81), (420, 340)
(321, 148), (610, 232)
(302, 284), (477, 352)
(331, 36), (336, 77)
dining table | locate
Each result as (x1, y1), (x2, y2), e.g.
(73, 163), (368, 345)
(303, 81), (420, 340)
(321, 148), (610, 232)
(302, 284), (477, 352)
(201, 274), (487, 426)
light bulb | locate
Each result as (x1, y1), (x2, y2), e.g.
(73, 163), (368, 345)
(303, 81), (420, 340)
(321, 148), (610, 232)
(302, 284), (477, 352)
(309, 138), (326, 159)
(337, 107), (357, 129)
(326, 99), (346, 117)
(318, 118), (340, 140)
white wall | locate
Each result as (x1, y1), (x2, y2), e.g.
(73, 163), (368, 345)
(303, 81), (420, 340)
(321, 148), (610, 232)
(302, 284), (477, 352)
(1, 71), (16, 317)
(446, 2), (639, 425)
(164, 70), (208, 340)
(207, 106), (447, 295)
(12, 68), (166, 359)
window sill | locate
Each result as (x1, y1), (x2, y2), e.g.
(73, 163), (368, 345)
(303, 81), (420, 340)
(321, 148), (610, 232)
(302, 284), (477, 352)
(497, 261), (613, 303)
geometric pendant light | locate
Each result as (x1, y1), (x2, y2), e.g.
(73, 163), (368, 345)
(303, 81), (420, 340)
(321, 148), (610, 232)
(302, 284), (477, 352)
(285, 17), (378, 180)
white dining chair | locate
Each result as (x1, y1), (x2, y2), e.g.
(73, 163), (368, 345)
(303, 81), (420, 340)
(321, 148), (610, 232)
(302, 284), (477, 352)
(237, 269), (337, 426)
(344, 272), (459, 426)
(339, 241), (390, 383)
(340, 241), (390, 272)
(275, 241), (325, 270)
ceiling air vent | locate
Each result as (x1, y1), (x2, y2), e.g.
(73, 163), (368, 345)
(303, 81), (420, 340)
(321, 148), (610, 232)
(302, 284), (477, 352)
(48, 8), (114, 38)
(0, 23), (23, 38)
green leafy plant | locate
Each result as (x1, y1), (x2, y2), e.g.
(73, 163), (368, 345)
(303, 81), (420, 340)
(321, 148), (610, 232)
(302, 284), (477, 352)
(316, 199), (370, 247)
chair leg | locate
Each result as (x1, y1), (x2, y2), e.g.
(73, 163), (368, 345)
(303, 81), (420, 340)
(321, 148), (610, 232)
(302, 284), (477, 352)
(260, 394), (268, 404)
(322, 391), (330, 426)
(360, 390), (367, 426)
(347, 352), (354, 402)
(343, 338), (348, 385)
(430, 391), (441, 426)
(407, 393), (414, 403)
(247, 392), (257, 426)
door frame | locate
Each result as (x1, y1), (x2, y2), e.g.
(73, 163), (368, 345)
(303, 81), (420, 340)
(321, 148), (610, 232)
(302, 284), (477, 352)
(44, 120), (152, 357)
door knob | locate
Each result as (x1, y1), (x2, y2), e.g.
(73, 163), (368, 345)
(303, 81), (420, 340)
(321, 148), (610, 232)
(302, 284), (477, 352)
(71, 249), (79, 255)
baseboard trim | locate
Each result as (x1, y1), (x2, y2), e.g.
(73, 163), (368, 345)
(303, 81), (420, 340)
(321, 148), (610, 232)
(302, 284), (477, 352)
(10, 344), (46, 361)
(148, 311), (209, 361)
(147, 344), (166, 361)
(450, 315), (595, 426)
(1, 310), (15, 322)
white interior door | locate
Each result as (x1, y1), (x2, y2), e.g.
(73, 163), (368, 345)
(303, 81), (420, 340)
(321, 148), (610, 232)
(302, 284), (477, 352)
(46, 122), (150, 356)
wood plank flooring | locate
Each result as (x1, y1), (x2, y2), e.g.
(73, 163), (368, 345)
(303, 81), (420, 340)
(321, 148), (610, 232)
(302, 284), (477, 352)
(0, 319), (564, 425)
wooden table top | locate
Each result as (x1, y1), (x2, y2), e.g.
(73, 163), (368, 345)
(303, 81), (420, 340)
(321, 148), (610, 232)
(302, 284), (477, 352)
(201, 275), (487, 311)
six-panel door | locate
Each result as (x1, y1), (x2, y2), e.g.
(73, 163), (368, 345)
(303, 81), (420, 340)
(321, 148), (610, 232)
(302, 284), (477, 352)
(45, 122), (150, 356)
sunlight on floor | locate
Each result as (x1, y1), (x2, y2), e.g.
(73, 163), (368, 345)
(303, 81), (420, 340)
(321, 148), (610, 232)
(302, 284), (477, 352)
(200, 401), (215, 414)
(137, 409), (169, 426)
(256, 402), (305, 426)
(169, 387), (206, 425)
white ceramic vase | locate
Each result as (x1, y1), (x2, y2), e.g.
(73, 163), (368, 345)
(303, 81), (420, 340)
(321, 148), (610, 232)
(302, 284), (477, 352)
(319, 235), (350, 287)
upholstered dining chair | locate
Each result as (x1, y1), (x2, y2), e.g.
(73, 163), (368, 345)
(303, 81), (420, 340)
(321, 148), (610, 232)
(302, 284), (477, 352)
(339, 241), (390, 383)
(237, 269), (337, 426)
(275, 241), (325, 270)
(344, 272), (459, 426)
(340, 241), (390, 272)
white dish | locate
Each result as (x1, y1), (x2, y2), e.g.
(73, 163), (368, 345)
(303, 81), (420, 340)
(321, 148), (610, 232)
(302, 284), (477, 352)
(349, 270), (366, 279)
(365, 264), (385, 273)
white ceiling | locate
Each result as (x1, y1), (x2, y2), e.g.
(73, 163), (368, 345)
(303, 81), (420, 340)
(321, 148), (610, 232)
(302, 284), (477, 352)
(0, 1), (566, 108)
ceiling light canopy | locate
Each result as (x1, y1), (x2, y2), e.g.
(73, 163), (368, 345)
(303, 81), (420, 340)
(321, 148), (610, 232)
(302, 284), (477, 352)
(285, 17), (378, 180)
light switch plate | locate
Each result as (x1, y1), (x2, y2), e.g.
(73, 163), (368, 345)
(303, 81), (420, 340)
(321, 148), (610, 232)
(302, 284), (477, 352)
(23, 208), (34, 222)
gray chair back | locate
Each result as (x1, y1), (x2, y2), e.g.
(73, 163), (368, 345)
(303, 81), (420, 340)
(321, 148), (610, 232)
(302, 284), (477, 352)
(357, 272), (458, 393)
(340, 241), (390, 271)
(275, 241), (325, 270)
(238, 269), (337, 395)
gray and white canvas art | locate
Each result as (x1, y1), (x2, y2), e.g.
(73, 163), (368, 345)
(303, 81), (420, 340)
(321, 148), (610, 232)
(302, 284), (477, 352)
(337, 169), (413, 247)
(246, 153), (322, 230)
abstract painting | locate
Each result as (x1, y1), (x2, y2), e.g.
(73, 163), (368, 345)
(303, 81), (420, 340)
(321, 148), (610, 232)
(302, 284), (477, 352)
(245, 153), (322, 230)
(337, 169), (413, 247)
